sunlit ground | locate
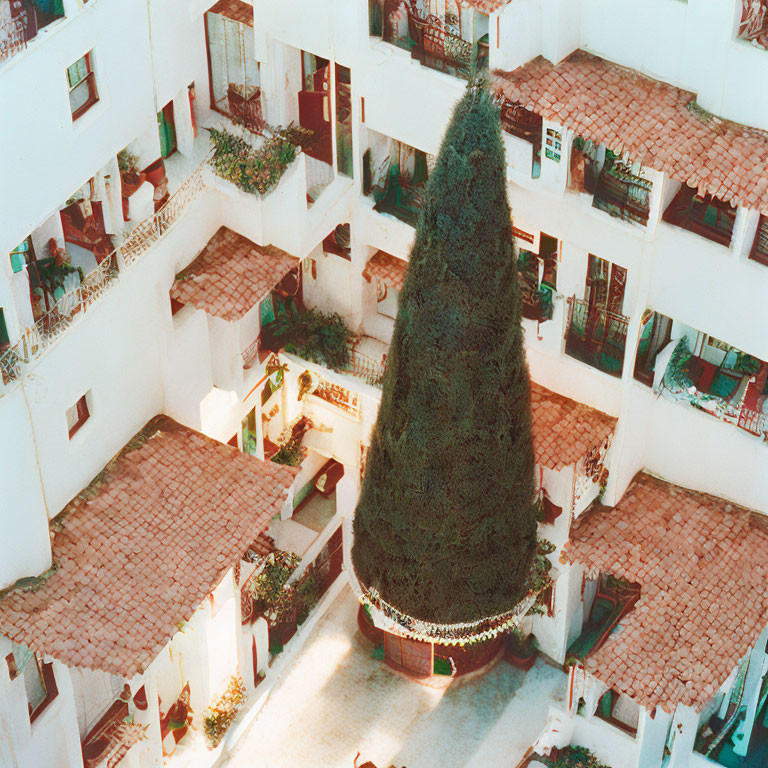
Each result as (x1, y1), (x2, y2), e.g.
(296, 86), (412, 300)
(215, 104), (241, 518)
(219, 587), (567, 768)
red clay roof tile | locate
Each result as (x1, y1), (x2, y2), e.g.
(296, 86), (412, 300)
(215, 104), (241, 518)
(530, 382), (616, 470)
(171, 227), (298, 322)
(0, 416), (298, 677)
(493, 51), (768, 215)
(362, 251), (408, 293)
(564, 473), (768, 712)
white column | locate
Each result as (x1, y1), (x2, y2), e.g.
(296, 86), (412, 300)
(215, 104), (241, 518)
(668, 704), (699, 768)
(637, 707), (674, 768)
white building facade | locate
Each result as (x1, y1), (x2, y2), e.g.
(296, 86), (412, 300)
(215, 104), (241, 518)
(1, 0), (767, 767)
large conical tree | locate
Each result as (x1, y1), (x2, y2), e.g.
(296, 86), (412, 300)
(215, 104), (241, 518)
(352, 86), (538, 626)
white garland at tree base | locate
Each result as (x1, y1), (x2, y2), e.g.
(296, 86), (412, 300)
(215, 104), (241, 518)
(360, 587), (537, 645)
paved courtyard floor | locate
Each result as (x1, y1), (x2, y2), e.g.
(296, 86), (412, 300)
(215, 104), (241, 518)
(220, 587), (567, 768)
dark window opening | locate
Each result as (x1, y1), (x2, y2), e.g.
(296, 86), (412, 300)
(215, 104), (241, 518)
(750, 215), (768, 266)
(633, 310), (673, 387)
(565, 256), (629, 377)
(595, 688), (639, 736)
(335, 64), (353, 177)
(663, 186), (736, 246)
(66, 393), (90, 438)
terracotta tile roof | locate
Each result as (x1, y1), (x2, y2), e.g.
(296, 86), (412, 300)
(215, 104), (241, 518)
(247, 532), (276, 559)
(0, 416), (298, 677)
(362, 251), (408, 292)
(208, 0), (253, 26)
(530, 382), (616, 470)
(171, 227), (298, 322)
(493, 51), (768, 215)
(564, 473), (768, 712)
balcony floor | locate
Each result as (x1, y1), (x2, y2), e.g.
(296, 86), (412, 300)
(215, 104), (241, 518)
(269, 491), (337, 558)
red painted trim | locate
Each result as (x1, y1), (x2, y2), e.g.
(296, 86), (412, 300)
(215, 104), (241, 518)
(29, 662), (58, 723)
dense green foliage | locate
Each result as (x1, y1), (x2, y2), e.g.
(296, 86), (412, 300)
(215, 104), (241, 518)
(542, 746), (612, 768)
(352, 86), (537, 624)
(209, 125), (311, 196)
(271, 308), (353, 370)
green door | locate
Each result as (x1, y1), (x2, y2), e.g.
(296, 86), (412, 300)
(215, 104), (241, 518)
(158, 103), (177, 158)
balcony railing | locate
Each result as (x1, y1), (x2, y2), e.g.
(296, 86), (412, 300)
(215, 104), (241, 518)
(564, 297), (629, 378)
(373, 1), (488, 80)
(81, 697), (147, 768)
(0, 12), (27, 64)
(122, 152), (211, 265)
(592, 161), (652, 226)
(339, 348), (386, 388)
(0, 154), (212, 391)
(0, 0), (65, 66)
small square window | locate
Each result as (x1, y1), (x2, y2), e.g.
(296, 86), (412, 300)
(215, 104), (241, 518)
(545, 128), (562, 162)
(67, 52), (99, 120)
(66, 393), (90, 438)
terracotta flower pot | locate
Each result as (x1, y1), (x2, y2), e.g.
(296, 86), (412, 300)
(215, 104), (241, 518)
(121, 171), (147, 198)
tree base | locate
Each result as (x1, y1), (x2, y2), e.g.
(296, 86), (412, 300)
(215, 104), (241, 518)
(357, 605), (505, 680)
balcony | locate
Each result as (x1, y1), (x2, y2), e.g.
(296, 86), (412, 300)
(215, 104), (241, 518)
(370, 0), (488, 81)
(0, 0), (65, 67)
(653, 325), (768, 445)
(564, 297), (629, 378)
(569, 139), (652, 227)
(81, 696), (147, 768)
(363, 132), (430, 227)
(500, 100), (542, 179)
(567, 575), (640, 664)
(662, 185), (737, 247)
(0, 155), (211, 391)
(592, 159), (652, 226)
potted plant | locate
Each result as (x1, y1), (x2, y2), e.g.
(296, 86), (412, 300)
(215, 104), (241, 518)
(505, 628), (538, 670)
(118, 150), (146, 197)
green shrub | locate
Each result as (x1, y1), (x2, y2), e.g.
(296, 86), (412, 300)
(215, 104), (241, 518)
(271, 308), (353, 370)
(209, 124), (310, 196)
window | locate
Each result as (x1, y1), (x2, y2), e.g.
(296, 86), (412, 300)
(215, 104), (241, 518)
(9, 236), (35, 274)
(595, 688), (639, 736)
(750, 215), (768, 266)
(565, 256), (629, 377)
(662, 186), (736, 246)
(67, 52), (98, 119)
(66, 393), (90, 438)
(633, 310), (672, 387)
(7, 645), (58, 723)
(545, 128), (562, 162)
(517, 234), (558, 322)
(204, 3), (263, 132)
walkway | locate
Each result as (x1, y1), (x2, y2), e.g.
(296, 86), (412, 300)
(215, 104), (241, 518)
(219, 587), (567, 768)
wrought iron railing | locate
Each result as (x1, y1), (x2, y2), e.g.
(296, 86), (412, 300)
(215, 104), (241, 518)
(340, 349), (386, 388)
(565, 297), (629, 378)
(376, 0), (486, 80)
(1, 157), (212, 390)
(0, 7), (29, 65)
(122, 155), (210, 266)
